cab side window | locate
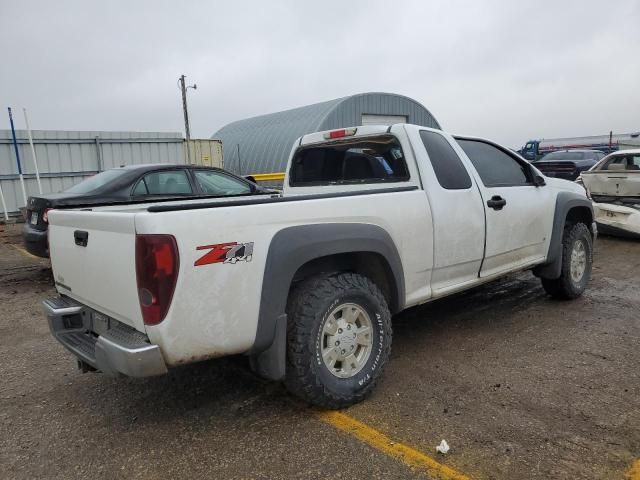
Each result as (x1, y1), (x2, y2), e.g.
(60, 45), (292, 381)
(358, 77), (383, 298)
(420, 130), (472, 189)
(457, 139), (530, 187)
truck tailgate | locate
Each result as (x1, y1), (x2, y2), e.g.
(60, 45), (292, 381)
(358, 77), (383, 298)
(48, 210), (145, 332)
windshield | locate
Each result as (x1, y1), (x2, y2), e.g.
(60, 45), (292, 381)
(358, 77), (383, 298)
(64, 169), (128, 194)
(539, 151), (587, 161)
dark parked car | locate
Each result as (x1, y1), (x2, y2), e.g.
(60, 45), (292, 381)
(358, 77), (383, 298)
(533, 149), (605, 181)
(23, 164), (272, 258)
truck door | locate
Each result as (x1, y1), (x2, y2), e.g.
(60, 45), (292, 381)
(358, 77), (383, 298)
(411, 129), (486, 296)
(455, 138), (555, 278)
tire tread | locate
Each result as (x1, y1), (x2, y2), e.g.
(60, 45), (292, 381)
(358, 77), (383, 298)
(285, 272), (392, 409)
(541, 222), (592, 299)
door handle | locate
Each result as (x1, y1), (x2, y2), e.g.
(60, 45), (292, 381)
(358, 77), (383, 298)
(487, 195), (507, 210)
(74, 230), (89, 247)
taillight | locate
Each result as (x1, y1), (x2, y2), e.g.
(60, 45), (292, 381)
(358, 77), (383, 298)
(42, 208), (51, 223)
(323, 127), (357, 140)
(135, 234), (179, 326)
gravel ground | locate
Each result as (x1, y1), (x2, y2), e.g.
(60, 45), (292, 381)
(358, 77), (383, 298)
(1, 222), (638, 479)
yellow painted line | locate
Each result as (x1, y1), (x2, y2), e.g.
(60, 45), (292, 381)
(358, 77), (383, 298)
(10, 243), (40, 260)
(316, 410), (472, 480)
(626, 459), (640, 480)
(248, 172), (285, 181)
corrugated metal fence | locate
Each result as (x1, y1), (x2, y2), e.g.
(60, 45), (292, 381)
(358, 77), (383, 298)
(0, 130), (222, 215)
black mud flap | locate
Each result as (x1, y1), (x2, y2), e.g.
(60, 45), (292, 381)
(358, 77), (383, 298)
(249, 314), (287, 381)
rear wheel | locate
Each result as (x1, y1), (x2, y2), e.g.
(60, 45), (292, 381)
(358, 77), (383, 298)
(285, 273), (392, 409)
(541, 222), (592, 299)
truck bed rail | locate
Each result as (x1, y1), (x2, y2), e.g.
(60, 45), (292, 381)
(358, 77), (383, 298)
(146, 185), (419, 213)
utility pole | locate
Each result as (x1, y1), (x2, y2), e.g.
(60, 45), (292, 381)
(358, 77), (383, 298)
(609, 130), (613, 153)
(178, 74), (197, 162)
(236, 144), (242, 175)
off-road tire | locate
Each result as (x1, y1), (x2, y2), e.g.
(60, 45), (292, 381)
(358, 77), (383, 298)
(541, 222), (592, 299)
(285, 273), (392, 409)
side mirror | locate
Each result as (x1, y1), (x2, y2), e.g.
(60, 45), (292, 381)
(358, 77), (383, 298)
(534, 174), (546, 187)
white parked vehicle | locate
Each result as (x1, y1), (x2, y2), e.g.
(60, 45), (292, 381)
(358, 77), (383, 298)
(580, 149), (640, 238)
(45, 124), (595, 408)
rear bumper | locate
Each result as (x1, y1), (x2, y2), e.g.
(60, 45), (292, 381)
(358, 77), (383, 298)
(44, 296), (167, 377)
(593, 202), (640, 239)
(22, 223), (49, 258)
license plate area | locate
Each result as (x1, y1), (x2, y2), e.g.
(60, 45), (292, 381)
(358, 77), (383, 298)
(91, 311), (111, 336)
(30, 211), (39, 225)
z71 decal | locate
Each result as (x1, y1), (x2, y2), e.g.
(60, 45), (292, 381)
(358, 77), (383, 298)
(194, 242), (254, 266)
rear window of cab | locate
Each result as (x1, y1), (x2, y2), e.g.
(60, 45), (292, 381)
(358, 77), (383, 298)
(289, 135), (409, 186)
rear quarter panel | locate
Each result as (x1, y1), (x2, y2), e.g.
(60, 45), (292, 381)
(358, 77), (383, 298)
(135, 190), (433, 366)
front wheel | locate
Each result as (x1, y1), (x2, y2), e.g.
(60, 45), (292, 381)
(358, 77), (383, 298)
(541, 222), (593, 299)
(285, 273), (392, 409)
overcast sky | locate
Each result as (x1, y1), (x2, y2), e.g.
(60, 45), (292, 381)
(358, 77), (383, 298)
(1, 0), (638, 149)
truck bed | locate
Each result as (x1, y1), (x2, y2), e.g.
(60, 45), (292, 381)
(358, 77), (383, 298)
(47, 186), (432, 366)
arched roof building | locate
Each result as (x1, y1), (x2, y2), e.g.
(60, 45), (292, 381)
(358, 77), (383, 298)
(212, 92), (440, 174)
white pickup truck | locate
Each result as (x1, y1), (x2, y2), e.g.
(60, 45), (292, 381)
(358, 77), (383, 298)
(45, 124), (595, 408)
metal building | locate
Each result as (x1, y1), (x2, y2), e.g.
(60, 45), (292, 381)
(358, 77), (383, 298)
(0, 130), (222, 215)
(212, 92), (441, 175)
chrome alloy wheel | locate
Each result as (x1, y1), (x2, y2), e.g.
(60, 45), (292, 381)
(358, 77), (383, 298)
(320, 303), (373, 378)
(570, 239), (587, 283)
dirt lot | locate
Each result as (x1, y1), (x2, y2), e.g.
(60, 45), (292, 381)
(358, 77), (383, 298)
(1, 222), (638, 480)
